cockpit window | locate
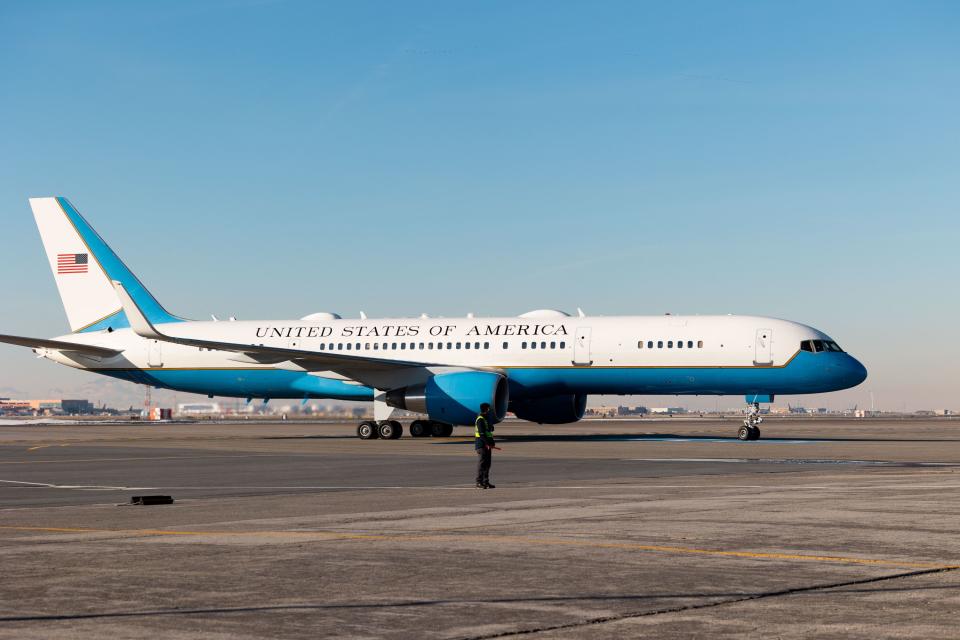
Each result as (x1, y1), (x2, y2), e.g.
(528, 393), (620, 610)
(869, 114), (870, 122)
(802, 339), (844, 353)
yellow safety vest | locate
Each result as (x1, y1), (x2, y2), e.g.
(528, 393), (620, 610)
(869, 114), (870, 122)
(475, 415), (492, 438)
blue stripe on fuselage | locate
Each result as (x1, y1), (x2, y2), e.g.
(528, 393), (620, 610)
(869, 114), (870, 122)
(504, 351), (867, 398)
(96, 368), (374, 401)
(88, 351), (865, 401)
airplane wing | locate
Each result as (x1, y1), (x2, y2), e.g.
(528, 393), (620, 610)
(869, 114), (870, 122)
(110, 281), (467, 388)
(0, 334), (122, 357)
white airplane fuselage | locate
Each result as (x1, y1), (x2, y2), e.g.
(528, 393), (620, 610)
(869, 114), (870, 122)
(43, 312), (866, 401)
(3, 197), (867, 435)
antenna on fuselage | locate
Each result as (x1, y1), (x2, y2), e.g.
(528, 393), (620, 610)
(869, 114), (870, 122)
(577, 307), (586, 318)
(360, 311), (367, 320)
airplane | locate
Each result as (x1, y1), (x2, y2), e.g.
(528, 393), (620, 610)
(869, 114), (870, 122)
(0, 197), (867, 441)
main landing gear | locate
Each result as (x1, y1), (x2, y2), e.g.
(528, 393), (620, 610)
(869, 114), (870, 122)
(738, 402), (762, 441)
(356, 420), (453, 440)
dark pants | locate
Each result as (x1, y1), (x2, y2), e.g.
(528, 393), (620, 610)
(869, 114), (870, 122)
(475, 447), (492, 485)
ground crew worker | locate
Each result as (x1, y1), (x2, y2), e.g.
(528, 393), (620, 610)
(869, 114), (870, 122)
(475, 403), (496, 489)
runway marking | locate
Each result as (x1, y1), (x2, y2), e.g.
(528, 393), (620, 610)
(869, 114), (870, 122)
(26, 444), (69, 452)
(0, 525), (952, 569)
(0, 480), (156, 491)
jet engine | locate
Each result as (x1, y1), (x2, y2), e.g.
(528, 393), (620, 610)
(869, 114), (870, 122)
(510, 394), (588, 424)
(385, 371), (509, 426)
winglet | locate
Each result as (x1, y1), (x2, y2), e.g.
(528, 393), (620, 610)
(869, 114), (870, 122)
(111, 280), (163, 340)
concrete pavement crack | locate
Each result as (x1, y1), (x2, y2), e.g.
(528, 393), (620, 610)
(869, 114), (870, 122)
(455, 565), (960, 639)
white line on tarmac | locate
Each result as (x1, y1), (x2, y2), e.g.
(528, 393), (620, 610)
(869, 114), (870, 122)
(624, 458), (959, 466)
(0, 480), (157, 491)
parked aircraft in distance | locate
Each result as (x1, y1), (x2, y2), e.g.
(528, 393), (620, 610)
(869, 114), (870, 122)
(0, 198), (867, 440)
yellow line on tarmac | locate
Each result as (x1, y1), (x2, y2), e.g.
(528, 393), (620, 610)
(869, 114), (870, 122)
(0, 525), (952, 570)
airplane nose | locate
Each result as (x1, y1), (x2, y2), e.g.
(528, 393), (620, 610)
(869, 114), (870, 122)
(844, 354), (868, 387)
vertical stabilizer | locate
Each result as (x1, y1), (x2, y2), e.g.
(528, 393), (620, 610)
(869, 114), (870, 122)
(29, 197), (182, 333)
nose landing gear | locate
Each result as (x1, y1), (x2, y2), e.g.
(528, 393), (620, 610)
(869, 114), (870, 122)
(739, 402), (762, 441)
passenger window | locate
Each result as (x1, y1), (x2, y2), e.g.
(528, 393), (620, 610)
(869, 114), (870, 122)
(560, 341), (566, 349)
(329, 343), (335, 350)
(687, 341), (693, 348)
(531, 342), (537, 349)
(550, 341), (556, 349)
(502, 341), (508, 349)
(475, 342), (481, 349)
(668, 341), (673, 348)
(456, 342), (462, 349)
(437, 343), (443, 350)
(346, 343), (352, 350)
(638, 341), (643, 349)
(373, 343), (379, 350)
(465, 342), (471, 349)
(319, 344), (325, 350)
(522, 342), (527, 349)
(677, 341), (683, 349)
(392, 342), (397, 349)
(697, 340), (703, 348)
(337, 344), (343, 351)
(658, 341), (663, 348)
(356, 343), (360, 350)
(447, 342), (452, 349)
(400, 343), (406, 350)
(647, 341), (653, 349)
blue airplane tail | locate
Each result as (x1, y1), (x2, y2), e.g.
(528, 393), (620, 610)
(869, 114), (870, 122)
(29, 197), (184, 333)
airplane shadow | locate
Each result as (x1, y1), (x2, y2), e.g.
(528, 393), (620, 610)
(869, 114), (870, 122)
(432, 433), (960, 444)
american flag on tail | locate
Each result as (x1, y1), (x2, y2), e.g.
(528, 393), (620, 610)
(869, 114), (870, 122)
(57, 253), (88, 274)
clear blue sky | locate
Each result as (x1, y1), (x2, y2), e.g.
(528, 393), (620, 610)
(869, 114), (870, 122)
(0, 1), (957, 409)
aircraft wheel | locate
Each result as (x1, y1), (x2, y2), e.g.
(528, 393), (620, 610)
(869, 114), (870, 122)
(409, 420), (430, 438)
(358, 421), (378, 440)
(378, 421), (402, 440)
(430, 422), (453, 437)
(389, 420), (403, 439)
(737, 425), (751, 441)
(749, 426), (761, 440)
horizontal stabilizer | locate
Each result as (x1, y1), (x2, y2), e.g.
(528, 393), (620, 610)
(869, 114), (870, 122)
(0, 334), (121, 357)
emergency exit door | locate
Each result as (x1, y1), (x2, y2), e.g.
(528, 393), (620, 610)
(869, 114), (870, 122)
(573, 327), (592, 366)
(754, 328), (773, 365)
(147, 340), (163, 367)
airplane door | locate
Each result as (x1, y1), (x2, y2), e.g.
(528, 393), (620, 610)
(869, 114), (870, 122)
(573, 327), (592, 366)
(754, 328), (773, 365)
(147, 340), (163, 367)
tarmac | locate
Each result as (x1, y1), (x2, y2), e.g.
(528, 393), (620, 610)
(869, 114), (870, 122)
(1, 417), (959, 638)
